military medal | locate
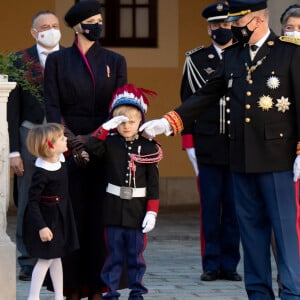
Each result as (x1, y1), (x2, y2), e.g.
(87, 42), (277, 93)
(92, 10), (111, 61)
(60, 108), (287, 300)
(204, 67), (215, 75)
(258, 95), (273, 111)
(266, 76), (280, 89)
(276, 96), (290, 113)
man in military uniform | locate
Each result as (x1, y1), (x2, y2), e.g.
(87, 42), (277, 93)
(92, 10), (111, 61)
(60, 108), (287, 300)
(140, 0), (300, 298)
(180, 2), (241, 282)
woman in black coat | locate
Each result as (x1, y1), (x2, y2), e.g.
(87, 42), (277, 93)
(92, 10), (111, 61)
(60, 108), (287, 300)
(44, 1), (127, 299)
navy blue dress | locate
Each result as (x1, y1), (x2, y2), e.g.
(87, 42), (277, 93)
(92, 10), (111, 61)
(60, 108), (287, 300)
(23, 156), (79, 259)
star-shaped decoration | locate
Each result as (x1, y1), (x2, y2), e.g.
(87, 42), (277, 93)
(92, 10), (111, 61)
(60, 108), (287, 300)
(258, 95), (273, 111)
(276, 96), (290, 113)
(266, 76), (280, 89)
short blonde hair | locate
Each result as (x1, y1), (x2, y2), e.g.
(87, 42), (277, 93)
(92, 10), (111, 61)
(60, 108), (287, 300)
(26, 123), (64, 158)
(112, 105), (142, 120)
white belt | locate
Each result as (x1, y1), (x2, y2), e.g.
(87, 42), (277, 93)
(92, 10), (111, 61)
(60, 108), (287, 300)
(106, 183), (146, 198)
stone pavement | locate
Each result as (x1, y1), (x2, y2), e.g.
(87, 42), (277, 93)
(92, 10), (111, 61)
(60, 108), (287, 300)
(7, 206), (280, 300)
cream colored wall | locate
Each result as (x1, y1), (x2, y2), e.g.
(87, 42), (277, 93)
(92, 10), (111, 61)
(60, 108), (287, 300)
(2, 0), (297, 179)
(0, 0), (55, 51)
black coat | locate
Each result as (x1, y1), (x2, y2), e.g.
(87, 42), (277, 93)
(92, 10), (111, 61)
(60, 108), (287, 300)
(180, 45), (229, 165)
(7, 46), (44, 152)
(45, 41), (127, 135)
(88, 134), (160, 229)
(23, 160), (79, 259)
(176, 31), (300, 173)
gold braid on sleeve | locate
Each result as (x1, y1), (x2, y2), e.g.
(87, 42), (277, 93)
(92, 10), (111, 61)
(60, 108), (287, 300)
(163, 111), (184, 135)
(296, 141), (300, 155)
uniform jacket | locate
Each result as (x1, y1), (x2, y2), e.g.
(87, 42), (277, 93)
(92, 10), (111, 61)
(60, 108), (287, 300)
(175, 31), (300, 173)
(87, 134), (160, 229)
(7, 46), (45, 152)
(44, 41), (127, 135)
(180, 45), (229, 165)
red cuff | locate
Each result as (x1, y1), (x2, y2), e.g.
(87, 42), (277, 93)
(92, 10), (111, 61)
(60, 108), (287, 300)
(91, 126), (109, 140)
(147, 199), (159, 214)
(182, 134), (194, 149)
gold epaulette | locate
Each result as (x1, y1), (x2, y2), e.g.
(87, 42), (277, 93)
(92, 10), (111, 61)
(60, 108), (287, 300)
(185, 45), (204, 56)
(279, 36), (300, 46)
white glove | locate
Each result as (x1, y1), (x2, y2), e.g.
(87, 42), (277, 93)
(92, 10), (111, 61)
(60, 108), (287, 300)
(293, 155), (300, 182)
(142, 211), (157, 233)
(139, 118), (172, 138)
(102, 115), (129, 130)
(186, 148), (199, 176)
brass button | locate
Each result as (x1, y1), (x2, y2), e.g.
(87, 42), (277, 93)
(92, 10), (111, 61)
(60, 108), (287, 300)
(245, 104), (251, 110)
(227, 120), (231, 124)
(226, 108), (230, 113)
(245, 117), (251, 123)
(279, 133), (284, 138)
(246, 91), (252, 96)
(226, 97), (230, 101)
(248, 79), (253, 84)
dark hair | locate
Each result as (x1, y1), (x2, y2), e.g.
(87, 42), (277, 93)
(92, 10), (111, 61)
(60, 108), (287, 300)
(32, 10), (57, 27)
(280, 4), (300, 25)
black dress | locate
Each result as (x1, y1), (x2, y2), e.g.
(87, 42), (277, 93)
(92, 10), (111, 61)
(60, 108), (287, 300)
(23, 155), (79, 259)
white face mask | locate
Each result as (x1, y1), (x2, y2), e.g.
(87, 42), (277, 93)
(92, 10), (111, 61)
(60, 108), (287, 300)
(35, 28), (61, 48)
(284, 31), (300, 39)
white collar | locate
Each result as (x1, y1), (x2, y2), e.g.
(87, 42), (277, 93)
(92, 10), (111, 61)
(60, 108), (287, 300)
(251, 29), (271, 50)
(35, 154), (65, 171)
(36, 43), (59, 56)
(213, 44), (223, 59)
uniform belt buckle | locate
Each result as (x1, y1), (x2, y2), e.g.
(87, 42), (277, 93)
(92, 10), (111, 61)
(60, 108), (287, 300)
(120, 187), (133, 200)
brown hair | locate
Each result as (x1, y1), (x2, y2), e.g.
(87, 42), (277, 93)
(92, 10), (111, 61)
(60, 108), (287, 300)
(26, 123), (64, 158)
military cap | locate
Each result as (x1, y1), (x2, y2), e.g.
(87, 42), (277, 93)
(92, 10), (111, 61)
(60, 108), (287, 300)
(227, 0), (267, 22)
(65, 0), (101, 28)
(202, 2), (229, 23)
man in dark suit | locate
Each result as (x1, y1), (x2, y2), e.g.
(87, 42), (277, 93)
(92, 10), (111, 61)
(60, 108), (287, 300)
(7, 10), (62, 281)
(141, 0), (300, 298)
(180, 2), (241, 282)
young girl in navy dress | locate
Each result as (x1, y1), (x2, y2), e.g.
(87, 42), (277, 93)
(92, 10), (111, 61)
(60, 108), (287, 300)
(24, 123), (79, 300)
(87, 84), (163, 300)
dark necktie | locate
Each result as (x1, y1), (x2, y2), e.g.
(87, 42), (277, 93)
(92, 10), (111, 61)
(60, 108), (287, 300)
(250, 44), (258, 51)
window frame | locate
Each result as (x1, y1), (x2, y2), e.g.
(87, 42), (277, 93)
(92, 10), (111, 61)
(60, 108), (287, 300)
(90, 0), (158, 47)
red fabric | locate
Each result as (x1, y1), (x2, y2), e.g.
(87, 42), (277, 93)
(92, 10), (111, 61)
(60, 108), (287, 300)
(181, 134), (194, 150)
(294, 181), (300, 257)
(147, 199), (159, 213)
(91, 126), (109, 140)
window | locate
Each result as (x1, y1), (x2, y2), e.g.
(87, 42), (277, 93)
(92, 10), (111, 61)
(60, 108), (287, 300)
(100, 0), (158, 47)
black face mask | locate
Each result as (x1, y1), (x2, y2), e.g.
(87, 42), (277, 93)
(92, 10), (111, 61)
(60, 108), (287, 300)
(231, 17), (255, 44)
(81, 23), (103, 41)
(211, 28), (233, 46)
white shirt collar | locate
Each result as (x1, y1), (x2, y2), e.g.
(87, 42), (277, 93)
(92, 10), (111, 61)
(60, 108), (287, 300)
(35, 154), (65, 171)
(251, 29), (271, 50)
(36, 44), (59, 68)
(213, 44), (223, 59)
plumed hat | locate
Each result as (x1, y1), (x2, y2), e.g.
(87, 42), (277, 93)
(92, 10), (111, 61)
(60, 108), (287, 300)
(65, 0), (101, 27)
(202, 2), (229, 23)
(109, 84), (157, 123)
(227, 0), (267, 22)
